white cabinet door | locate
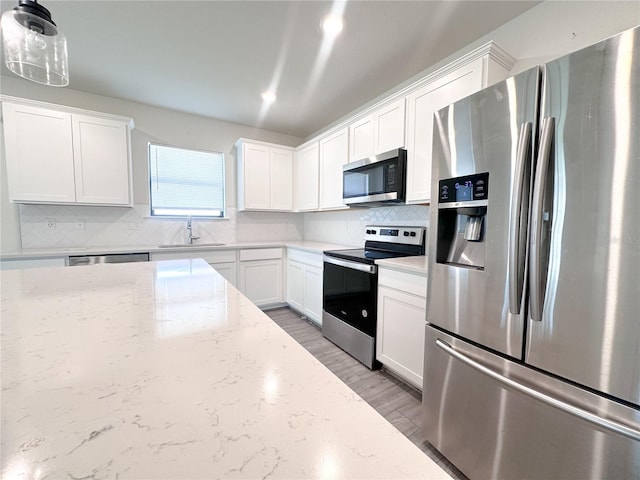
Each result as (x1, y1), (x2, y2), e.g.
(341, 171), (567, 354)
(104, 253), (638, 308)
(286, 249), (323, 325)
(2, 102), (76, 203)
(349, 116), (374, 161)
(72, 114), (132, 205)
(348, 99), (406, 163)
(237, 140), (294, 212)
(286, 260), (305, 312)
(319, 127), (348, 210)
(293, 142), (319, 211)
(239, 259), (283, 307)
(377, 284), (426, 390)
(210, 262), (237, 286)
(269, 147), (293, 210)
(303, 264), (323, 325)
(240, 142), (271, 210)
(405, 59), (485, 204)
(374, 98), (405, 154)
(2, 100), (134, 206)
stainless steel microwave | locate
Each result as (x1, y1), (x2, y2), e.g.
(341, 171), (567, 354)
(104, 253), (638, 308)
(342, 148), (407, 207)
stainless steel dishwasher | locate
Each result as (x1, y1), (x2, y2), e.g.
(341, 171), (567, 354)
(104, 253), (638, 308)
(67, 252), (150, 266)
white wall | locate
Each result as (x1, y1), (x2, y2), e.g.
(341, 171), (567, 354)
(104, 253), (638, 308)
(0, 77), (303, 250)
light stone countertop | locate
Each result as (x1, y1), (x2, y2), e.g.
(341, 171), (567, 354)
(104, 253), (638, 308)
(0, 259), (449, 479)
(375, 255), (429, 275)
(0, 241), (354, 261)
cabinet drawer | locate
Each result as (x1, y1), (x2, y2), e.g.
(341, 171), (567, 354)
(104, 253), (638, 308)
(287, 248), (322, 268)
(239, 248), (282, 262)
(199, 250), (237, 263)
(151, 249), (236, 263)
(378, 267), (427, 298)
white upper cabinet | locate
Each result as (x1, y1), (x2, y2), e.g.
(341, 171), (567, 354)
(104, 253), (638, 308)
(293, 141), (319, 211)
(405, 44), (514, 204)
(319, 127), (349, 210)
(72, 114), (131, 205)
(373, 99), (406, 154)
(269, 147), (294, 211)
(1, 98), (134, 206)
(348, 115), (374, 161)
(348, 98), (406, 162)
(236, 139), (294, 211)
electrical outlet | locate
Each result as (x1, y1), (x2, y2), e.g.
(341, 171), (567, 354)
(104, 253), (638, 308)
(46, 218), (56, 230)
(74, 219), (85, 231)
(127, 221), (140, 230)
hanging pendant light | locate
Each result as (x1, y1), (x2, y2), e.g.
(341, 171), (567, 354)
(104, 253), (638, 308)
(1, 0), (68, 86)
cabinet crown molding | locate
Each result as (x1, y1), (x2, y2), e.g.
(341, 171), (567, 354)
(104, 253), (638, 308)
(0, 95), (135, 129)
(302, 41), (514, 146)
(235, 137), (295, 150)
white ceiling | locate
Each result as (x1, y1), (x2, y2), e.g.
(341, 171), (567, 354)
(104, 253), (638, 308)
(0, 0), (539, 138)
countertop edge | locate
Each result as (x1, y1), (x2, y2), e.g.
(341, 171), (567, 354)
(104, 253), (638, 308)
(375, 255), (429, 275)
(0, 241), (355, 261)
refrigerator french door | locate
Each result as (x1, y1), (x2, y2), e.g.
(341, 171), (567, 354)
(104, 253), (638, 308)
(423, 26), (640, 480)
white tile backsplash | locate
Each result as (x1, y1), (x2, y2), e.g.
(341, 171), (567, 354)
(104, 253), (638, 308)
(303, 205), (430, 247)
(18, 204), (304, 249)
(18, 203), (429, 250)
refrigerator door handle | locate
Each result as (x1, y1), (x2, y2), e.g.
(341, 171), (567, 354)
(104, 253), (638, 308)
(529, 116), (555, 322)
(508, 122), (532, 314)
(435, 338), (640, 442)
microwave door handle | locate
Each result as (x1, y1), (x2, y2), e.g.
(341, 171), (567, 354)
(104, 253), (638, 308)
(529, 116), (554, 322)
(508, 122), (532, 315)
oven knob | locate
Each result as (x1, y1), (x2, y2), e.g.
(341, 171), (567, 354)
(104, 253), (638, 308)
(371, 229), (376, 234)
(366, 229), (371, 234)
(362, 310), (368, 318)
(410, 232), (416, 237)
(403, 231), (409, 236)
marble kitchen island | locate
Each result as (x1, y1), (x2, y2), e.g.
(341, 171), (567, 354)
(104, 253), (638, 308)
(1, 259), (449, 479)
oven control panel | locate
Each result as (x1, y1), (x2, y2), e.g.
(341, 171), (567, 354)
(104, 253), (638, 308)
(364, 225), (425, 247)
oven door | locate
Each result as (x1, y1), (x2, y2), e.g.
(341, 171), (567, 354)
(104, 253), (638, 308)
(322, 256), (377, 336)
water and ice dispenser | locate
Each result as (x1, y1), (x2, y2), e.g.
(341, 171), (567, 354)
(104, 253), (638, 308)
(435, 173), (489, 270)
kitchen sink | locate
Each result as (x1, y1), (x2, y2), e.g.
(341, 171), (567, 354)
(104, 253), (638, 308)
(158, 243), (226, 248)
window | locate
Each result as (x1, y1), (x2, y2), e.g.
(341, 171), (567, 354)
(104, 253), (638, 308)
(148, 143), (225, 218)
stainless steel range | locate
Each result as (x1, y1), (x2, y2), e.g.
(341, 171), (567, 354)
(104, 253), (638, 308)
(322, 226), (425, 369)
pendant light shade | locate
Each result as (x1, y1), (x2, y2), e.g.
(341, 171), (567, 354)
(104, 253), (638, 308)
(1, 0), (68, 86)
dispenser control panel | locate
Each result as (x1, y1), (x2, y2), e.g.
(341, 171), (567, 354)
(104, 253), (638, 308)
(439, 172), (489, 204)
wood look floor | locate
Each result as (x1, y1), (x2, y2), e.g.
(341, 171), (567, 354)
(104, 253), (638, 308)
(265, 307), (467, 480)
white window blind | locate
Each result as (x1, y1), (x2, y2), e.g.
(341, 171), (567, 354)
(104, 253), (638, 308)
(149, 143), (225, 217)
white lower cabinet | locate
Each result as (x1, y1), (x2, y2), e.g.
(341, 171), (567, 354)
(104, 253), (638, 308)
(376, 267), (427, 390)
(238, 248), (284, 308)
(286, 248), (323, 325)
(150, 249), (238, 286)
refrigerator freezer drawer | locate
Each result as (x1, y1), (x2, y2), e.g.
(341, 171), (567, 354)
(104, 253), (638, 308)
(422, 326), (640, 480)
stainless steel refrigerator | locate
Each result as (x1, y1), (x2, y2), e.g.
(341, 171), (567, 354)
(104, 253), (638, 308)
(423, 26), (640, 479)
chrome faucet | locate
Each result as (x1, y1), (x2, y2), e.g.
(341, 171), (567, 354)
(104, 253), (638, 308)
(186, 216), (200, 244)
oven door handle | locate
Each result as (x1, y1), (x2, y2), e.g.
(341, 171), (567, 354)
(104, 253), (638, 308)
(323, 255), (377, 274)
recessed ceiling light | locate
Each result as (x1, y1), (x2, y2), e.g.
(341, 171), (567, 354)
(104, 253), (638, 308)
(262, 90), (276, 104)
(322, 15), (343, 37)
